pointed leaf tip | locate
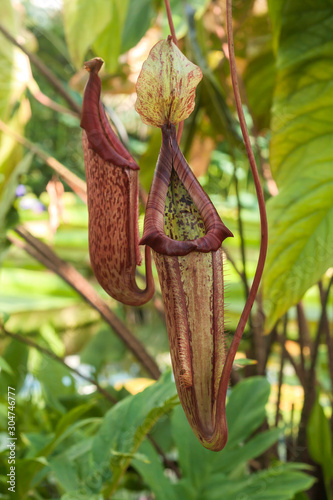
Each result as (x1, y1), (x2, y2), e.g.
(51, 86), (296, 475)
(135, 38), (203, 128)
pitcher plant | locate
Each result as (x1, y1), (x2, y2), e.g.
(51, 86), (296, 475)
(81, 0), (267, 451)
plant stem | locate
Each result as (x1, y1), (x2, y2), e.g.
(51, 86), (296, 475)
(147, 436), (181, 478)
(318, 280), (333, 433)
(219, 0), (268, 400)
(28, 79), (79, 118)
(296, 302), (311, 374)
(9, 226), (161, 380)
(164, 0), (178, 46)
(163, 0), (183, 143)
(296, 276), (333, 458)
(276, 333), (305, 388)
(0, 326), (117, 404)
(263, 325), (278, 371)
(275, 315), (288, 427)
(0, 23), (81, 116)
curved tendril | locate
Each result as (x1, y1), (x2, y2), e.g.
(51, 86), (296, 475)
(216, 0), (268, 412)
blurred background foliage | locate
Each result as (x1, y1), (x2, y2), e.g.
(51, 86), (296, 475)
(0, 0), (332, 498)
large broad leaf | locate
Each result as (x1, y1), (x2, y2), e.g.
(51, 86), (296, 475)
(202, 464), (315, 500)
(171, 405), (219, 495)
(63, 0), (112, 69)
(214, 427), (282, 475)
(225, 376), (270, 448)
(263, 0), (333, 331)
(132, 440), (178, 500)
(170, 377), (274, 498)
(92, 0), (129, 72)
(91, 372), (178, 496)
(267, 0), (285, 53)
(49, 455), (80, 493)
(244, 50), (276, 130)
(121, 0), (156, 53)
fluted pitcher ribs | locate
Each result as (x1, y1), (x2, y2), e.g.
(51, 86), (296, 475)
(81, 58), (154, 306)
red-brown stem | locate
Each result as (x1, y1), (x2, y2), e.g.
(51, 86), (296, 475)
(28, 80), (79, 118)
(275, 315), (288, 427)
(164, 0), (178, 46)
(164, 0), (184, 144)
(219, 0), (268, 398)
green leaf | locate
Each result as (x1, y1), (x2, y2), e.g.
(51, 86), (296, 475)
(15, 457), (48, 498)
(32, 353), (76, 413)
(55, 404), (93, 438)
(0, 310), (10, 324)
(0, 339), (28, 394)
(63, 0), (112, 68)
(93, 0), (129, 72)
(226, 376), (271, 448)
(171, 377), (273, 493)
(39, 417), (101, 459)
(199, 77), (241, 147)
(0, 2), (30, 238)
(40, 323), (65, 357)
(202, 464), (315, 500)
(138, 128), (162, 192)
(171, 405), (218, 490)
(49, 455), (80, 492)
(244, 50), (276, 130)
(263, 0), (333, 331)
(0, 267), (80, 314)
(293, 493), (310, 500)
(92, 372), (178, 496)
(64, 437), (94, 462)
(162, 0), (209, 39)
(132, 440), (177, 500)
(213, 428), (282, 475)
(307, 396), (333, 498)
(121, 0), (156, 53)
(0, 153), (33, 225)
(80, 326), (126, 371)
(267, 0), (286, 54)
(185, 12), (242, 148)
(62, 494), (102, 500)
(0, 0), (29, 119)
(0, 355), (13, 374)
